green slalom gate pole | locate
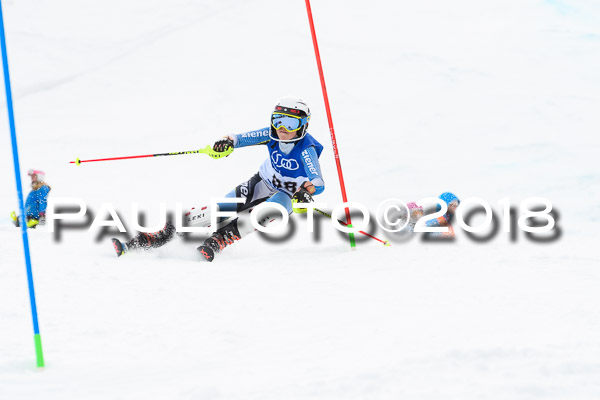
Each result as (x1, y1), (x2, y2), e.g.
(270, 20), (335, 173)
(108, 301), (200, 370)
(314, 208), (390, 246)
(0, 0), (45, 368)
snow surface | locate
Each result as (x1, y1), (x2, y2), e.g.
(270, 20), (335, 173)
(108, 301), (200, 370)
(1, 0), (600, 399)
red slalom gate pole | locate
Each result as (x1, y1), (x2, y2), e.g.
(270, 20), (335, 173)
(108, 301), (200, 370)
(304, 0), (356, 248)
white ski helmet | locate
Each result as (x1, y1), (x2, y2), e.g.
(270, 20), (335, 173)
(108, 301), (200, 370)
(270, 97), (311, 142)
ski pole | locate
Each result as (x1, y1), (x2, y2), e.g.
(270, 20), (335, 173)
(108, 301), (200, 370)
(70, 145), (233, 165)
(314, 208), (390, 246)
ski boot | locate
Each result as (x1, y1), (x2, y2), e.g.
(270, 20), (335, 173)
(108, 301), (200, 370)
(197, 225), (241, 262)
(197, 232), (226, 262)
(112, 221), (176, 257)
(10, 212), (39, 228)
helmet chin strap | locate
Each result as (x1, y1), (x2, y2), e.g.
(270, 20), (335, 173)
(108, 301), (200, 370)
(272, 136), (302, 143)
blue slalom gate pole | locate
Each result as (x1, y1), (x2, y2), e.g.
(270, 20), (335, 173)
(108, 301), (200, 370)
(0, 0), (45, 368)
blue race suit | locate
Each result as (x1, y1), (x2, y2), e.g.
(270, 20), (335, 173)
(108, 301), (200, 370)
(222, 127), (325, 214)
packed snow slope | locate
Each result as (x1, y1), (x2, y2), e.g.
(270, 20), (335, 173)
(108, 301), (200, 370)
(1, 0), (599, 399)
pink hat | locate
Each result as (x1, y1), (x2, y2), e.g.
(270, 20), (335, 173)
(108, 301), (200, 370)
(28, 169), (45, 181)
(407, 202), (422, 210)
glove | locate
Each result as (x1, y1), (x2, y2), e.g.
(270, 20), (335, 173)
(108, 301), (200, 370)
(292, 182), (315, 214)
(213, 137), (234, 153)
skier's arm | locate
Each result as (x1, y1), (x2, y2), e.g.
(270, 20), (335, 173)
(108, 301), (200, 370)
(299, 146), (324, 196)
(38, 185), (51, 214)
(213, 127), (271, 152)
(24, 191), (35, 213)
(232, 127), (271, 148)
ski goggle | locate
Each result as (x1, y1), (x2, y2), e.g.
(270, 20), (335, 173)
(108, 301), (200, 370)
(271, 113), (309, 133)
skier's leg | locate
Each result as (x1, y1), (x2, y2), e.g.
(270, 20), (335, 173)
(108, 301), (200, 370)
(198, 191), (291, 261)
(114, 173), (272, 257)
(112, 220), (177, 256)
(114, 173), (277, 258)
(183, 173), (271, 229)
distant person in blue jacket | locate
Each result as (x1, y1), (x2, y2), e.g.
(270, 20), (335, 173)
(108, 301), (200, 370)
(425, 192), (460, 238)
(11, 169), (51, 228)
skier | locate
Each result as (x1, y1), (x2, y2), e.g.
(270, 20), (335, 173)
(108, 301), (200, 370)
(112, 97), (325, 261)
(425, 192), (460, 238)
(406, 202), (423, 232)
(11, 169), (51, 228)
